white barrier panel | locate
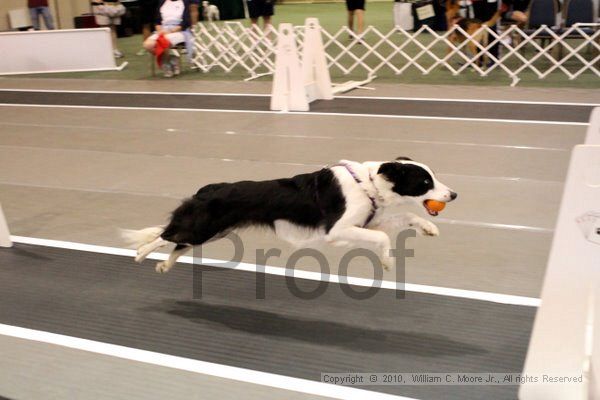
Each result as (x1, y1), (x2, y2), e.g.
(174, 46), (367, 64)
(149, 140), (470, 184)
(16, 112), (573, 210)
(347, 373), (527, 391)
(8, 9), (31, 30)
(0, 204), (12, 248)
(587, 108), (600, 145)
(270, 23), (309, 112)
(520, 145), (600, 399)
(302, 18), (333, 103)
(0, 28), (127, 76)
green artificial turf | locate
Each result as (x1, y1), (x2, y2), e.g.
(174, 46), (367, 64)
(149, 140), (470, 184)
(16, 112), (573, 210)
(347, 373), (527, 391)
(9, 1), (600, 88)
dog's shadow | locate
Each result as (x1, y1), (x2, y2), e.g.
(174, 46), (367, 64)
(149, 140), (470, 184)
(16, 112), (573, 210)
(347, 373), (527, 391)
(156, 300), (486, 357)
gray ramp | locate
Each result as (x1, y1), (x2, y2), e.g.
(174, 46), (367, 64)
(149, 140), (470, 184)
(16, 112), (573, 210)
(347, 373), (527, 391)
(0, 90), (592, 122)
(0, 244), (535, 400)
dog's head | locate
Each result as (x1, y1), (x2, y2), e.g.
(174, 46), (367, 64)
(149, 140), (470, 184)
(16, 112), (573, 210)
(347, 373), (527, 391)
(377, 157), (457, 216)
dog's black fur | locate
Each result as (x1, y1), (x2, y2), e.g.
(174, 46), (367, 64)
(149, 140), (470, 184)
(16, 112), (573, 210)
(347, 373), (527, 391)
(378, 163), (434, 197)
(161, 161), (439, 247)
(161, 168), (346, 246)
(126, 158), (458, 273)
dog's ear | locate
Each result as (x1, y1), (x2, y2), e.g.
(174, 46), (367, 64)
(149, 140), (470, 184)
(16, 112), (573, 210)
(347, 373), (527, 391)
(378, 162), (407, 181)
(395, 156), (412, 161)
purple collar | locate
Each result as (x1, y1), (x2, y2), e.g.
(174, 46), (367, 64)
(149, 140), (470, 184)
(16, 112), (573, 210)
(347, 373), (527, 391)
(333, 162), (378, 227)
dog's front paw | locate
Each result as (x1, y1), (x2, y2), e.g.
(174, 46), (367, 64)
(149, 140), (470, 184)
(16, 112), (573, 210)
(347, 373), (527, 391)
(155, 261), (171, 273)
(416, 220), (439, 237)
(381, 255), (393, 271)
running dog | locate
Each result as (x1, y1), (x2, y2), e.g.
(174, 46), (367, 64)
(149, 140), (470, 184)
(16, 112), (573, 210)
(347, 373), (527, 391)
(445, 0), (501, 66)
(202, 1), (219, 21)
(122, 158), (457, 273)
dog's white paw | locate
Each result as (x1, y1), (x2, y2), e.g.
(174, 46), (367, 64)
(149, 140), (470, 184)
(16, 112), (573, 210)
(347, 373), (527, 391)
(381, 255), (393, 271)
(155, 261), (171, 273)
(135, 252), (145, 263)
(416, 221), (439, 237)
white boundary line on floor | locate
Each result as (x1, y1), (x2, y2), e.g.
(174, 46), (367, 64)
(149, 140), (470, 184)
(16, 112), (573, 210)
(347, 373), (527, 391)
(0, 121), (574, 152)
(10, 235), (542, 307)
(0, 88), (598, 107)
(0, 323), (411, 400)
(0, 103), (588, 126)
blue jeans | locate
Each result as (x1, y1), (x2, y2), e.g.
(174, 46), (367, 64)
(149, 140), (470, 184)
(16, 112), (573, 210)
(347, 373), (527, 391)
(29, 6), (55, 30)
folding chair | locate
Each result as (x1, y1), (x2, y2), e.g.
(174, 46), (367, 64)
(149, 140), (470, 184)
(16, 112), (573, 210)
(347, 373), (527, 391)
(522, 0), (561, 51)
(561, 0), (599, 60)
(526, 0), (560, 30)
(563, 0), (595, 32)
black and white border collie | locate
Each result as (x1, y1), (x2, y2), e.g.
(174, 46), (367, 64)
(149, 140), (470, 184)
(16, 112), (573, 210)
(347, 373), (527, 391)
(123, 158), (457, 273)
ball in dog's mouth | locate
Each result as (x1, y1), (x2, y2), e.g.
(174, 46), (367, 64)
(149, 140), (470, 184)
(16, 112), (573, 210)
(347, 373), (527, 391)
(423, 200), (446, 216)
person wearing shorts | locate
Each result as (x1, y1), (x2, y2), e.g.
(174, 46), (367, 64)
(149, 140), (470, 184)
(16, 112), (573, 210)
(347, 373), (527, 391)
(247, 0), (274, 30)
(345, 0), (365, 37)
(92, 0), (124, 57)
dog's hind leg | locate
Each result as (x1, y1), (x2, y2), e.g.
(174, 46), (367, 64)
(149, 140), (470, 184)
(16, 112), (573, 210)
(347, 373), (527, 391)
(135, 237), (169, 263)
(156, 244), (192, 273)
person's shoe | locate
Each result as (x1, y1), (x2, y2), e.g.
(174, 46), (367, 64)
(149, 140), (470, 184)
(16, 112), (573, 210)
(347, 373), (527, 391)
(501, 36), (512, 47)
(136, 48), (147, 56)
(114, 49), (123, 58)
(170, 54), (181, 76)
(162, 63), (173, 78)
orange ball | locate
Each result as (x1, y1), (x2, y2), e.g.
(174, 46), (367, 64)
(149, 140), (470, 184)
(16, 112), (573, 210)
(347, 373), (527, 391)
(425, 200), (446, 212)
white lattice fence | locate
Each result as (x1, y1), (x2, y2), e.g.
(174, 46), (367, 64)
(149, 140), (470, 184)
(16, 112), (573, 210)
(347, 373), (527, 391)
(192, 22), (600, 86)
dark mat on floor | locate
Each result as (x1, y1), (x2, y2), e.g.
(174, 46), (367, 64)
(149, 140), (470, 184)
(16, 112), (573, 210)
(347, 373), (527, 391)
(0, 244), (536, 399)
(0, 90), (592, 123)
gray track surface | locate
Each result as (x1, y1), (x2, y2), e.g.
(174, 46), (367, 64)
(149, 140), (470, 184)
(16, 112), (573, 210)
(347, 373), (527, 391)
(0, 244), (535, 400)
(0, 90), (592, 122)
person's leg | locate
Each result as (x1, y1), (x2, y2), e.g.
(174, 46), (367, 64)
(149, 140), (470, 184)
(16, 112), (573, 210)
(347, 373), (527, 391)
(248, 0), (260, 28)
(29, 7), (40, 30)
(143, 33), (158, 52)
(263, 15), (272, 31)
(355, 9), (364, 34)
(262, 0), (274, 32)
(40, 6), (55, 29)
(110, 24), (123, 57)
(347, 10), (355, 32)
(137, 23), (152, 54)
(165, 32), (186, 76)
(190, 3), (199, 26)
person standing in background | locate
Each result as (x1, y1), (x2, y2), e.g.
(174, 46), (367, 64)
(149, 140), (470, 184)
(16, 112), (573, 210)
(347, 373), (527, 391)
(137, 0), (160, 55)
(472, 0), (499, 62)
(92, 0), (126, 58)
(190, 0), (200, 27)
(247, 0), (274, 31)
(345, 0), (365, 38)
(28, 0), (55, 30)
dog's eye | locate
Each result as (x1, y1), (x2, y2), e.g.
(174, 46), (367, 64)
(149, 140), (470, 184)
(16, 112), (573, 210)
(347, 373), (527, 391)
(424, 179), (430, 185)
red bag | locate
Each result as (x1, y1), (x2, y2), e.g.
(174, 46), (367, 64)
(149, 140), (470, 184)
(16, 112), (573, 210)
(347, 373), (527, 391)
(155, 33), (171, 67)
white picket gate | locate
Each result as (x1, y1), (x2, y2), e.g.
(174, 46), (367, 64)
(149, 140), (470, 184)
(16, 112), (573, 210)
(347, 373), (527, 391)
(191, 21), (599, 86)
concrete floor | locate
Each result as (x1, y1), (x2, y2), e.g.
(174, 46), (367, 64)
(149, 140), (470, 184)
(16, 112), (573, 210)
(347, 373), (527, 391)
(0, 81), (588, 297)
(0, 335), (332, 400)
(0, 78), (594, 400)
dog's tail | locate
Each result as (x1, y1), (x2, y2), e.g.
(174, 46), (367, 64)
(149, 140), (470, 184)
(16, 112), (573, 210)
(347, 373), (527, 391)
(120, 226), (164, 249)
